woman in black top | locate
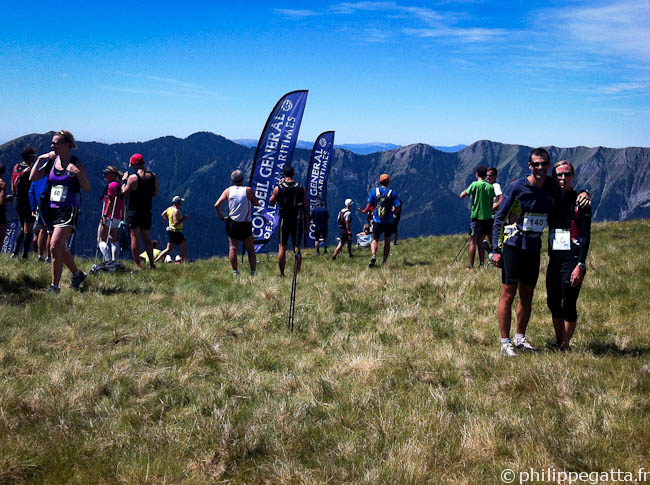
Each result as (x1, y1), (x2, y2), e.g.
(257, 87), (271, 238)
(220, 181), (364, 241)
(546, 161), (592, 350)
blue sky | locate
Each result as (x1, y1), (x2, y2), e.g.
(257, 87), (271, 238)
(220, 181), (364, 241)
(1, 0), (648, 148)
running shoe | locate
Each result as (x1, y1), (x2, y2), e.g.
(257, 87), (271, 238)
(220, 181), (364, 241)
(501, 342), (518, 357)
(250, 270), (256, 276)
(369, 257), (377, 268)
(514, 336), (537, 352)
(70, 271), (87, 289)
(46, 285), (60, 294)
(233, 270), (240, 276)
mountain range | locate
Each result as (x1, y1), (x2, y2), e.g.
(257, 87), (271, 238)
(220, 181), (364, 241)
(233, 139), (467, 154)
(1, 132), (648, 258)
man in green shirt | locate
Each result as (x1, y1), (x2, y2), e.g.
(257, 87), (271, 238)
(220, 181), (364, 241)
(460, 165), (495, 270)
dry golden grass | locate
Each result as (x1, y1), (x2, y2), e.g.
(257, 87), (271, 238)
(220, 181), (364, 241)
(1, 219), (649, 483)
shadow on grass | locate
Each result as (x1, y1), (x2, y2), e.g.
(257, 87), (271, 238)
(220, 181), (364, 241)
(0, 274), (44, 305)
(402, 259), (431, 267)
(587, 342), (650, 357)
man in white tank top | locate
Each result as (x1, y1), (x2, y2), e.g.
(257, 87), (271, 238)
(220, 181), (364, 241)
(214, 169), (259, 275)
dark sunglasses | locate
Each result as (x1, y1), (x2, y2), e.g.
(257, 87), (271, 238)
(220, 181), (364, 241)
(530, 161), (550, 168)
(555, 172), (573, 178)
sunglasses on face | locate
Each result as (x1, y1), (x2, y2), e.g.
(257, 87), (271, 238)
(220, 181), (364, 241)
(556, 172), (573, 178)
(530, 161), (550, 168)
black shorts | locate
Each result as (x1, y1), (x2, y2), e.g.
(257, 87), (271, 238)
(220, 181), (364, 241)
(470, 218), (493, 239)
(50, 206), (79, 232)
(501, 244), (540, 286)
(226, 219), (253, 242)
(372, 221), (393, 240)
(16, 202), (36, 226)
(338, 228), (352, 244)
(168, 230), (185, 245)
(546, 254), (583, 322)
(279, 216), (303, 248)
(127, 210), (152, 231)
(314, 226), (327, 242)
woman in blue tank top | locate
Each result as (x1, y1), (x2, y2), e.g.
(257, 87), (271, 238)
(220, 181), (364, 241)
(30, 130), (90, 293)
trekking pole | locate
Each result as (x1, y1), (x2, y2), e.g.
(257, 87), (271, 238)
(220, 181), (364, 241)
(288, 248), (298, 332)
(452, 236), (470, 265)
(105, 194), (118, 261)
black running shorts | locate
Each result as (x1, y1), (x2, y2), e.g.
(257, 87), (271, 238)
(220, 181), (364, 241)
(501, 244), (540, 286)
(226, 219), (253, 242)
(279, 217), (302, 248)
(470, 218), (493, 239)
(168, 230), (185, 245)
(127, 210), (152, 231)
(338, 228), (352, 244)
(372, 221), (393, 240)
(51, 206), (79, 232)
(16, 201), (36, 226)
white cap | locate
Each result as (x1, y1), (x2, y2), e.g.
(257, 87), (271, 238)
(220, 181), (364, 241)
(345, 198), (354, 207)
(172, 196), (184, 204)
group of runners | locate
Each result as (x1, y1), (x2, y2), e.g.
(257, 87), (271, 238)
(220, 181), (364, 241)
(0, 131), (190, 292)
(2, 136), (591, 353)
(460, 148), (592, 354)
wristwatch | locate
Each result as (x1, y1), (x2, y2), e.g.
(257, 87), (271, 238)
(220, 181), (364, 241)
(577, 262), (586, 271)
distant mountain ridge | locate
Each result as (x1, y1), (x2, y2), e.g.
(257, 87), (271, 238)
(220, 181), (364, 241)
(1, 132), (648, 258)
(233, 139), (467, 155)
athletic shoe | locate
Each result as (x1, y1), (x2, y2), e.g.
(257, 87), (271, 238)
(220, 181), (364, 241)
(70, 271), (87, 289)
(514, 336), (537, 352)
(46, 285), (60, 294)
(369, 257), (377, 268)
(232, 270), (240, 276)
(501, 342), (518, 357)
(38, 256), (47, 263)
(250, 270), (256, 276)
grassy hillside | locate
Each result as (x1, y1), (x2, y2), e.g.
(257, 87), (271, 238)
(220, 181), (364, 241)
(1, 219), (649, 483)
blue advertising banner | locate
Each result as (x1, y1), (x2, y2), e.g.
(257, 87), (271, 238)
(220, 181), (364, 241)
(249, 90), (308, 251)
(305, 131), (335, 248)
(1, 219), (19, 253)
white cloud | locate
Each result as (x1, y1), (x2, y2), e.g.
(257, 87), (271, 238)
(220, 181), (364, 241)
(404, 26), (506, 42)
(545, 0), (650, 63)
(274, 9), (320, 18)
(597, 82), (650, 95)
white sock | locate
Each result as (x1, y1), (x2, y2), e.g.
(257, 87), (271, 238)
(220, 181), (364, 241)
(501, 338), (511, 345)
(515, 333), (525, 342)
(99, 241), (110, 262)
(111, 244), (121, 261)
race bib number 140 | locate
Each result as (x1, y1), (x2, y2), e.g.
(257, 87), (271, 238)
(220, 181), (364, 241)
(522, 212), (547, 232)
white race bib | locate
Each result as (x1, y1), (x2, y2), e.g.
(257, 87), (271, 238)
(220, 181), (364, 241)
(522, 212), (547, 232)
(550, 229), (571, 251)
(50, 185), (68, 203)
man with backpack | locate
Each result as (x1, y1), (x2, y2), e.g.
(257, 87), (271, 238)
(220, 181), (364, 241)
(121, 153), (158, 270)
(367, 173), (401, 268)
(331, 198), (354, 260)
(269, 165), (309, 276)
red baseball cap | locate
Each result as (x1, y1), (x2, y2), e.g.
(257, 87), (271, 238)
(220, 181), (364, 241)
(379, 173), (390, 183)
(129, 153), (144, 165)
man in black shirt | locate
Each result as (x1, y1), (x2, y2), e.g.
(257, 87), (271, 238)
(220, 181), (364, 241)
(269, 165), (309, 276)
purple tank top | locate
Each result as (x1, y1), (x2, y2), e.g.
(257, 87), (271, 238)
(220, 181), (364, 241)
(49, 162), (79, 209)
